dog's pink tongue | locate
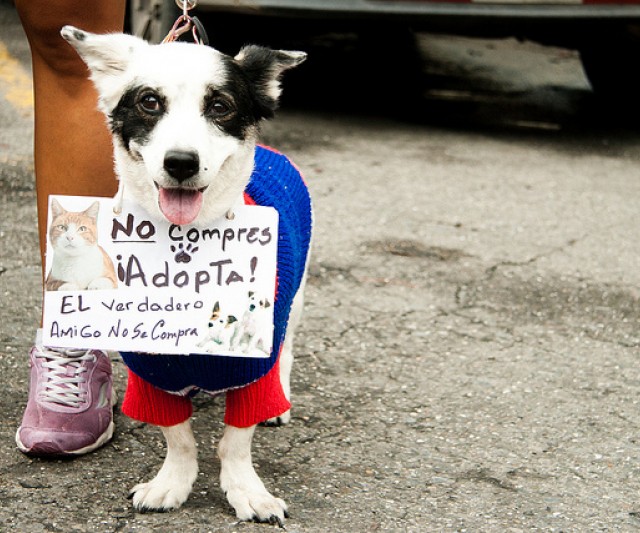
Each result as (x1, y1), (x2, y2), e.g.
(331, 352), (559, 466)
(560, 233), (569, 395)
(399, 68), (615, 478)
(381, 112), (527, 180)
(158, 188), (203, 225)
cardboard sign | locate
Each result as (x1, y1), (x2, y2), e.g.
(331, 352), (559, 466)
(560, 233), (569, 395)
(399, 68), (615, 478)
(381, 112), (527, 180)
(42, 195), (278, 357)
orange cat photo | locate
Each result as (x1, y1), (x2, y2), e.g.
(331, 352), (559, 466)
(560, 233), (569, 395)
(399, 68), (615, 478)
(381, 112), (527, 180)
(45, 198), (117, 291)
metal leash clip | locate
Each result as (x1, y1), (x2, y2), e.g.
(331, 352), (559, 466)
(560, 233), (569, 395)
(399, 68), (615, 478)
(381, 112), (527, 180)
(162, 0), (209, 46)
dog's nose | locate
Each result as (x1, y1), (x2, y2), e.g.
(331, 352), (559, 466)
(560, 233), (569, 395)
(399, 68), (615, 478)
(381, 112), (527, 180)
(164, 150), (200, 182)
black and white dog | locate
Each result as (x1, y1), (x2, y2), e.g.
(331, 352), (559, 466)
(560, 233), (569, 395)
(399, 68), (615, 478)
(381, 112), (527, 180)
(61, 25), (308, 524)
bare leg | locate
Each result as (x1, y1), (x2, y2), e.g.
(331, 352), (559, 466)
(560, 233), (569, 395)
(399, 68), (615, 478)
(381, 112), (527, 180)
(14, 0), (125, 267)
(14, 0), (125, 459)
(218, 424), (288, 524)
(129, 420), (199, 511)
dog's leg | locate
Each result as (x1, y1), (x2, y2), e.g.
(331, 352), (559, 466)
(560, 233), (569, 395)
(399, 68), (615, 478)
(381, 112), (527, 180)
(264, 285), (305, 426)
(218, 424), (288, 524)
(129, 420), (198, 511)
(262, 331), (294, 426)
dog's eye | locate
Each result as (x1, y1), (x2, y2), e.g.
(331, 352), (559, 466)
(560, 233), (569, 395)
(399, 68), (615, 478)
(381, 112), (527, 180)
(208, 99), (232, 118)
(138, 94), (163, 115)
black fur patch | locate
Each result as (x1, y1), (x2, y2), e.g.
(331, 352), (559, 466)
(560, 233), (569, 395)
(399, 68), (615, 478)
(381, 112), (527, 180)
(228, 50), (280, 120)
(234, 46), (299, 117)
(109, 48), (288, 146)
(200, 55), (279, 140)
(110, 85), (167, 152)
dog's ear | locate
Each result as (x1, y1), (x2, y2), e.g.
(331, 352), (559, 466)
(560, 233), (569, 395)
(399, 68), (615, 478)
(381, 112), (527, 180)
(61, 26), (144, 74)
(235, 45), (306, 117)
(60, 25), (145, 82)
(227, 315), (238, 324)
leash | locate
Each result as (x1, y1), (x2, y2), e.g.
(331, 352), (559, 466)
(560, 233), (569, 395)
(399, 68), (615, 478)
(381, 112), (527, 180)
(162, 0), (209, 46)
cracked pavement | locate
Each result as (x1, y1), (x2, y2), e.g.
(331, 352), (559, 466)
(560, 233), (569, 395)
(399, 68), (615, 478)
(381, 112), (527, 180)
(1, 3), (640, 531)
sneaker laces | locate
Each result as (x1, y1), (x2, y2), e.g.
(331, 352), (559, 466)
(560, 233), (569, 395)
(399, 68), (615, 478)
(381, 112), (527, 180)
(34, 346), (96, 407)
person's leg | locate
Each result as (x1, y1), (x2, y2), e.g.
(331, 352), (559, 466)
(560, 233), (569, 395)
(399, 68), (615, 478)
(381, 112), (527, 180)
(14, 0), (125, 456)
(15, 0), (125, 262)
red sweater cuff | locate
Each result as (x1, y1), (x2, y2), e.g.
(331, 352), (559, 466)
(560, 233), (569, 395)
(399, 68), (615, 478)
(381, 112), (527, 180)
(121, 353), (290, 428)
(224, 354), (290, 427)
(121, 370), (193, 427)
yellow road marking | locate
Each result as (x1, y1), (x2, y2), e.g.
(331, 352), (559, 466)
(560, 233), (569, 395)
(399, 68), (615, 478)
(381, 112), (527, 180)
(0, 41), (33, 113)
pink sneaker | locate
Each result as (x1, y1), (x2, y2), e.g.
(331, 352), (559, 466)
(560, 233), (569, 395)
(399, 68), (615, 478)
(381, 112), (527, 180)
(16, 331), (115, 456)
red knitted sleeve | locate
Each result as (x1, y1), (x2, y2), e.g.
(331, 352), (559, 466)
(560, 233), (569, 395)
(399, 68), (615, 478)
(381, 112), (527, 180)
(224, 353), (291, 428)
(121, 370), (193, 427)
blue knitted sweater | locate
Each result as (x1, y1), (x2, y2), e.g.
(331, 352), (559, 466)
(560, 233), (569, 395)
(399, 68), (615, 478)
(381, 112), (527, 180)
(120, 146), (312, 395)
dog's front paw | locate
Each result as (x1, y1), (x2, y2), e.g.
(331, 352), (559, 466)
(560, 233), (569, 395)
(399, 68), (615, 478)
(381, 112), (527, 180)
(129, 421), (198, 512)
(129, 475), (194, 512)
(225, 486), (289, 525)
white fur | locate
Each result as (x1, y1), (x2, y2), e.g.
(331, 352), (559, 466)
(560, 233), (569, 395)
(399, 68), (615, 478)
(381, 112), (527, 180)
(129, 421), (198, 511)
(219, 425), (288, 523)
(60, 26), (309, 523)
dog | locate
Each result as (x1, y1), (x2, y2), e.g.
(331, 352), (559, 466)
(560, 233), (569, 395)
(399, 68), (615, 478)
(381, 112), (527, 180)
(235, 291), (273, 354)
(61, 26), (312, 525)
(198, 301), (240, 353)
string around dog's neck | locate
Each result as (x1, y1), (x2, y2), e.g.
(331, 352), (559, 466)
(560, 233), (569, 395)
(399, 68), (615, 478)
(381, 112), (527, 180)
(112, 179), (125, 215)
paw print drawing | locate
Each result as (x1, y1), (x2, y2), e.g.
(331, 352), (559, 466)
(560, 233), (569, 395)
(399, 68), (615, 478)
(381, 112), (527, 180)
(171, 242), (199, 264)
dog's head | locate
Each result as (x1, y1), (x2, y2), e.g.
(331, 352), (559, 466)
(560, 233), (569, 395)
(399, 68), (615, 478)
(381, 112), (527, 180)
(60, 26), (305, 226)
(207, 301), (237, 334)
(247, 290), (271, 313)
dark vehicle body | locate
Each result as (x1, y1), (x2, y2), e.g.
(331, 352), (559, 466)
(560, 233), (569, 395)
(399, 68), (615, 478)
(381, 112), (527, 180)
(129, 0), (640, 97)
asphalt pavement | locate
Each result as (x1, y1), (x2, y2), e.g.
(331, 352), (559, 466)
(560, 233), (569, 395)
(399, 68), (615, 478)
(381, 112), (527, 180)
(1, 2), (640, 531)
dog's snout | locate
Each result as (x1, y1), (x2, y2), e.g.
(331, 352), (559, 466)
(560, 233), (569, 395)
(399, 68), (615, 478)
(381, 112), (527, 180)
(164, 150), (200, 182)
